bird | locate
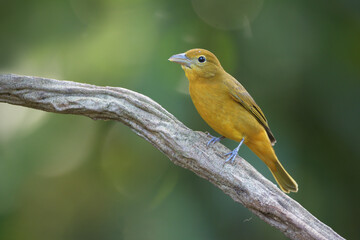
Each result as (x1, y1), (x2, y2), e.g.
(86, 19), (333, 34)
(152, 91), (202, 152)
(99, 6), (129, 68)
(169, 48), (298, 193)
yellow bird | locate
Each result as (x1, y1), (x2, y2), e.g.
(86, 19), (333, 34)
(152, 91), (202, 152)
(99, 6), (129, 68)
(169, 49), (298, 193)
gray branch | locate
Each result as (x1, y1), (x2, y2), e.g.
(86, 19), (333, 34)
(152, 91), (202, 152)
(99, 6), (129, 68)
(0, 74), (344, 240)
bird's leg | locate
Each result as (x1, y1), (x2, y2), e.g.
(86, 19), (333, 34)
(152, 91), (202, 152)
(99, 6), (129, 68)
(206, 133), (225, 146)
(224, 138), (245, 164)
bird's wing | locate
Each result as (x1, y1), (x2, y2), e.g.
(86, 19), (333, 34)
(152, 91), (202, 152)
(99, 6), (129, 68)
(225, 77), (277, 145)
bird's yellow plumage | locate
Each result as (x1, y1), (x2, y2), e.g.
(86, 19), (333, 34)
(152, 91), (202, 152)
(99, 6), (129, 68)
(169, 49), (298, 193)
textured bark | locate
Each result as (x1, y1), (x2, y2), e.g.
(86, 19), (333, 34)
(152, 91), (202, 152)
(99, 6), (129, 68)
(0, 74), (344, 240)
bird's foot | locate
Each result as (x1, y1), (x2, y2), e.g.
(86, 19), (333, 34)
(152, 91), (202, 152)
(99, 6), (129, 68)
(224, 138), (245, 164)
(206, 134), (225, 146)
(224, 149), (238, 164)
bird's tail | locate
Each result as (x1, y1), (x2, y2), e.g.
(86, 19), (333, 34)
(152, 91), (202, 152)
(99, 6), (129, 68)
(246, 133), (298, 193)
(269, 160), (298, 193)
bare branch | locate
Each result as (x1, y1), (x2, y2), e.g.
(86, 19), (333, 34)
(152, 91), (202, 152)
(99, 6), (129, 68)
(0, 74), (344, 240)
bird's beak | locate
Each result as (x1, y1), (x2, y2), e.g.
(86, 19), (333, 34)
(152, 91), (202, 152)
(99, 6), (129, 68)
(168, 53), (192, 68)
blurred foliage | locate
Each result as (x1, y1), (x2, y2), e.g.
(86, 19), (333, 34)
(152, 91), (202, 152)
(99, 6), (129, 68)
(1, 0), (360, 239)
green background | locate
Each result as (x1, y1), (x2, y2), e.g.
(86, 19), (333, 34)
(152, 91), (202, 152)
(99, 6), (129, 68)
(1, 0), (359, 239)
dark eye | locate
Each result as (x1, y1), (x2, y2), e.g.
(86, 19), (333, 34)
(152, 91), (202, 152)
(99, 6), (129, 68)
(198, 56), (206, 63)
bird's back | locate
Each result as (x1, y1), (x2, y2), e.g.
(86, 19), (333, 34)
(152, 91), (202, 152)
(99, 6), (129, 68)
(223, 73), (276, 145)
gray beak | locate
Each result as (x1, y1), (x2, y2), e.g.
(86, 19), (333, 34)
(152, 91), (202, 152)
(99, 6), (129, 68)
(168, 53), (192, 68)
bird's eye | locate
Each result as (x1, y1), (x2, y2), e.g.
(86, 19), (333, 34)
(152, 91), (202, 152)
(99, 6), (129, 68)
(198, 56), (206, 63)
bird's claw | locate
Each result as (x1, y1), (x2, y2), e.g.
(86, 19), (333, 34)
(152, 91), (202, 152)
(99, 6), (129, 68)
(224, 150), (238, 164)
(207, 136), (223, 146)
(223, 138), (245, 164)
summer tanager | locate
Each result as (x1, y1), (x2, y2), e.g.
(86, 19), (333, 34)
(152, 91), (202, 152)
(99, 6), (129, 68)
(169, 49), (298, 193)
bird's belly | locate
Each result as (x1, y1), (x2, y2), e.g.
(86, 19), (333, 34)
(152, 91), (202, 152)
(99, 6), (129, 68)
(190, 89), (261, 142)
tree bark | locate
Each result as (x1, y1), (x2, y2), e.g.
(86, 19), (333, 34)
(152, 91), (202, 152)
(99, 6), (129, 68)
(0, 74), (344, 240)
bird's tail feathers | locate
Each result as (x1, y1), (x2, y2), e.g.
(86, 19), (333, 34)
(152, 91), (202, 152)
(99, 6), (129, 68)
(269, 160), (298, 193)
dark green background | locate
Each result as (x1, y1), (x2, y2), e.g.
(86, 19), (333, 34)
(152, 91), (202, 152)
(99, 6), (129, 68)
(1, 0), (359, 239)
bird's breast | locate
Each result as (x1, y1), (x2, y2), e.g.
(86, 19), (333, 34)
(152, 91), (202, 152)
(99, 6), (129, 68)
(189, 80), (261, 142)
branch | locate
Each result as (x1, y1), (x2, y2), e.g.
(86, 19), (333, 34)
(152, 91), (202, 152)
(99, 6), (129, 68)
(0, 74), (343, 240)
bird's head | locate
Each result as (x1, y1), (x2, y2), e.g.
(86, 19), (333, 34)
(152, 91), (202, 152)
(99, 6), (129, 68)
(169, 49), (223, 79)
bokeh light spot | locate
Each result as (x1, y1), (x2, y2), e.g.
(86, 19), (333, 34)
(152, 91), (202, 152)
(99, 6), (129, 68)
(191, 0), (263, 30)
